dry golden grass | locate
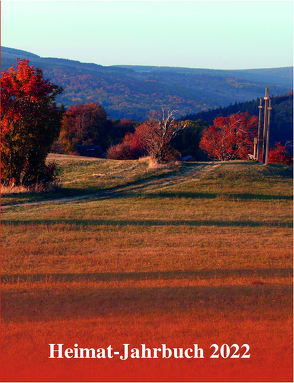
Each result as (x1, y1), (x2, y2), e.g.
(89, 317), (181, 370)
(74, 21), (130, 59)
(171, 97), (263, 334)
(1, 182), (60, 196)
(146, 157), (179, 169)
(1, 157), (293, 381)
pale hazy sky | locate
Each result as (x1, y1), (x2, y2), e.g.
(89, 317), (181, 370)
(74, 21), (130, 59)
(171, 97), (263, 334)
(1, 0), (293, 70)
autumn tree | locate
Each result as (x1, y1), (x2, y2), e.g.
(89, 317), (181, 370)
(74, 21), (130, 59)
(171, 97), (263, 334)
(268, 142), (292, 165)
(199, 112), (258, 161)
(59, 102), (110, 154)
(1, 59), (63, 186)
(106, 131), (146, 160)
(135, 110), (186, 162)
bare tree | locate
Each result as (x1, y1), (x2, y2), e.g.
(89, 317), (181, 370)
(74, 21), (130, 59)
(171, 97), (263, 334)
(135, 109), (187, 162)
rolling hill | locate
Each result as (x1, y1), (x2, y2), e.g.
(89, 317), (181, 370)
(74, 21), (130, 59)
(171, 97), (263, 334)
(1, 46), (293, 121)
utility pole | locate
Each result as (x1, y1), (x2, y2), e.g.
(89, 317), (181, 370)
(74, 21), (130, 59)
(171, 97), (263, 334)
(265, 99), (272, 164)
(262, 88), (270, 163)
(253, 138), (257, 160)
(256, 98), (263, 161)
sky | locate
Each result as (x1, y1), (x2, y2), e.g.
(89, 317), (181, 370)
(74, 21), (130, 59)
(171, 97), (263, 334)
(1, 0), (293, 70)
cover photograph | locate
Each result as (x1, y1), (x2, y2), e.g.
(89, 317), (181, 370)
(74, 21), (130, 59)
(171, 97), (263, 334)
(1, 1), (293, 382)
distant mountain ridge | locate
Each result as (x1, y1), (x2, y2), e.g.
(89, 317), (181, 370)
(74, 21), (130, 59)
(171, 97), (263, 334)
(115, 65), (293, 87)
(1, 46), (293, 121)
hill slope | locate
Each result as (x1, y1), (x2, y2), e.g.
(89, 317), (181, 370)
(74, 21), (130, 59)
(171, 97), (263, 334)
(1, 46), (293, 120)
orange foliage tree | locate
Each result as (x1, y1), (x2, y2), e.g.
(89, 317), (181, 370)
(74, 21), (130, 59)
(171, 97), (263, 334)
(199, 112), (258, 161)
(1, 59), (63, 186)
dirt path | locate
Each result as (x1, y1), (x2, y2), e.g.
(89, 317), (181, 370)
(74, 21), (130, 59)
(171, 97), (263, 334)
(1, 163), (219, 211)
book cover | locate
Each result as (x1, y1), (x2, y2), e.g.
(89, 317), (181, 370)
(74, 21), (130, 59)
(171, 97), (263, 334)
(1, 1), (293, 382)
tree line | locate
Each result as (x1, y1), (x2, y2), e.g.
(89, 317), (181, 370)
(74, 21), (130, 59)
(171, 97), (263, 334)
(1, 60), (292, 188)
(184, 92), (293, 151)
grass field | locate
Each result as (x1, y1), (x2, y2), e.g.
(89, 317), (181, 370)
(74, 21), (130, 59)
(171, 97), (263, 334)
(1, 154), (293, 382)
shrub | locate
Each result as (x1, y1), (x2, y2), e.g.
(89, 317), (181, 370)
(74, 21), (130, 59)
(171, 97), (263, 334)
(106, 132), (146, 160)
(268, 142), (292, 165)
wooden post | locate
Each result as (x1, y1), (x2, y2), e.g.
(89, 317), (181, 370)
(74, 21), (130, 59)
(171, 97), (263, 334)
(262, 88), (269, 163)
(265, 99), (272, 164)
(256, 98), (263, 162)
(253, 138), (257, 160)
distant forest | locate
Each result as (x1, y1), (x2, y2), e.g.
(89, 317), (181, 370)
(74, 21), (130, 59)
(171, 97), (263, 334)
(1, 46), (293, 121)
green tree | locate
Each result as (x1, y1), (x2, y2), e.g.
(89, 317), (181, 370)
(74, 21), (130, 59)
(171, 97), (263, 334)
(1, 59), (63, 186)
(172, 119), (209, 160)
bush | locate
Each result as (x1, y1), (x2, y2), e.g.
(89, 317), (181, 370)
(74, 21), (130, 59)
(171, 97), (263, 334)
(268, 143), (292, 165)
(1, 161), (59, 187)
(106, 132), (146, 160)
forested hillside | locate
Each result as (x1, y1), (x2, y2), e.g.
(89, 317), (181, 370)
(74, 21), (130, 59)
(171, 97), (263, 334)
(1, 46), (293, 121)
(183, 92), (293, 150)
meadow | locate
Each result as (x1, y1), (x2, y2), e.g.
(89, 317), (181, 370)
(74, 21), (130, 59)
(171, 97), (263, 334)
(1, 154), (293, 382)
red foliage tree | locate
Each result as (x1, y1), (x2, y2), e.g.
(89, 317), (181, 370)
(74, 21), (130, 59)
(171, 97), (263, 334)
(199, 112), (258, 161)
(1, 59), (63, 186)
(268, 142), (292, 165)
